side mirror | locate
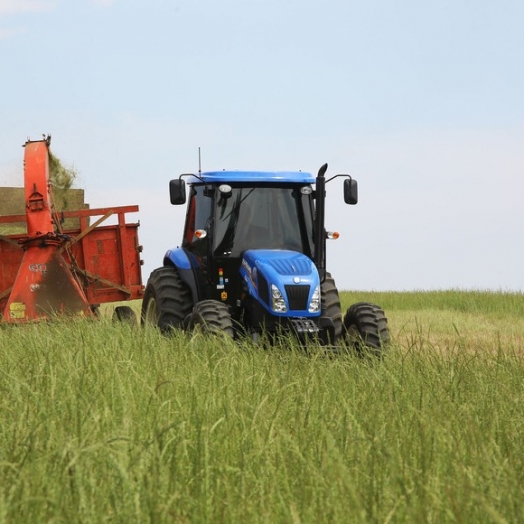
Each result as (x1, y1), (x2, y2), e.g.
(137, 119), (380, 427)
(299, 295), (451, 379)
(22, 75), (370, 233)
(344, 178), (358, 205)
(170, 179), (186, 205)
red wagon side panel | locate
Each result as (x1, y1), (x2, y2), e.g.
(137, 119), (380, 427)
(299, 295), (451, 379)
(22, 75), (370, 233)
(64, 215), (144, 303)
(0, 206), (144, 318)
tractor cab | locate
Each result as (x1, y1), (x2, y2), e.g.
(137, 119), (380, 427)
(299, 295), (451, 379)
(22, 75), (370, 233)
(176, 176), (317, 307)
(168, 172), (319, 308)
(163, 170), (354, 338)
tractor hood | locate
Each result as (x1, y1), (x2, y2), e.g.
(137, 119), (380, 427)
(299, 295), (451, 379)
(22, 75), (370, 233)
(240, 249), (321, 317)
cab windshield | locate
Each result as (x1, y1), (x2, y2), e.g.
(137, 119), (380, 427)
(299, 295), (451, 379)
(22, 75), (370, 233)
(213, 185), (314, 257)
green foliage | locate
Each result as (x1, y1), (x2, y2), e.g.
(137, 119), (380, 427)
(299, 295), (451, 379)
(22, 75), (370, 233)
(1, 293), (524, 523)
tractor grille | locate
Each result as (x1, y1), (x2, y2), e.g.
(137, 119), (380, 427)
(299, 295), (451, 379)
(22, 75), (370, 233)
(284, 285), (310, 311)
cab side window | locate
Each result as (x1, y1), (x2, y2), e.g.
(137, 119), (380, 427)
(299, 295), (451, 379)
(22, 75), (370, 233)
(183, 185), (212, 257)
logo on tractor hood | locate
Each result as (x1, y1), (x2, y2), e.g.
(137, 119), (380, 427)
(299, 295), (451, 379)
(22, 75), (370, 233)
(242, 258), (252, 277)
(241, 258), (257, 289)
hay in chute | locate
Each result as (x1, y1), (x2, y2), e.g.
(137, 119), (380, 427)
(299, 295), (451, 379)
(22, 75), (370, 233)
(48, 151), (79, 212)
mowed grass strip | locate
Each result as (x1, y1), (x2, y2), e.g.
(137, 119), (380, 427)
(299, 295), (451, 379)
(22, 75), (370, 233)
(342, 290), (524, 356)
(0, 291), (523, 523)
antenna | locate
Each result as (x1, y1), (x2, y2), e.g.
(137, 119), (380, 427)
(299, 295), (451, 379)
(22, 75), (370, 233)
(198, 147), (202, 174)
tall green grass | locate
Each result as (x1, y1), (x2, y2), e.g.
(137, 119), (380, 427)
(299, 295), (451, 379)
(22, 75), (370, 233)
(1, 291), (524, 523)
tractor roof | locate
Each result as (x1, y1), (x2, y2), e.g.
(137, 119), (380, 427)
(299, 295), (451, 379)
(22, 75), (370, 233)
(190, 170), (315, 184)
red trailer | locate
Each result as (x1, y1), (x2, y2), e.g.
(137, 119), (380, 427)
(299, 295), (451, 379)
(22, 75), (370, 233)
(0, 137), (143, 323)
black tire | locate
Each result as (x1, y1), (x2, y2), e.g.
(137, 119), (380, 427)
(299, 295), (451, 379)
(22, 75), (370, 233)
(343, 302), (390, 354)
(188, 299), (234, 338)
(113, 305), (137, 326)
(321, 272), (343, 343)
(141, 267), (193, 333)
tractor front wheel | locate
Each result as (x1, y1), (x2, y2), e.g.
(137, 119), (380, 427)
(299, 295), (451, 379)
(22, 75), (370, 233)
(141, 267), (193, 333)
(343, 302), (389, 355)
(188, 300), (234, 338)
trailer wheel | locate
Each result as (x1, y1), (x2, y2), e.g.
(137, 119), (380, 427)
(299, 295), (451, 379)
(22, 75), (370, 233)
(321, 272), (343, 343)
(343, 302), (389, 355)
(141, 267), (193, 333)
(188, 299), (234, 338)
(113, 305), (137, 326)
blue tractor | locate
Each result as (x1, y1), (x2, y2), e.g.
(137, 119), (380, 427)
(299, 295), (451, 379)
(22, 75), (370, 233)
(141, 164), (389, 351)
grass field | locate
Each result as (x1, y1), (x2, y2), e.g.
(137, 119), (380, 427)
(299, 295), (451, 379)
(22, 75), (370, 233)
(1, 290), (524, 523)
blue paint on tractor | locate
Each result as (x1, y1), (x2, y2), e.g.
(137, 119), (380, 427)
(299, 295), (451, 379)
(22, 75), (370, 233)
(165, 247), (191, 270)
(240, 249), (320, 317)
(189, 171), (315, 185)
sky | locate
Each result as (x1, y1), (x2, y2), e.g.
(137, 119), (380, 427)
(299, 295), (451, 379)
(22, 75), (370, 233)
(1, 0), (523, 291)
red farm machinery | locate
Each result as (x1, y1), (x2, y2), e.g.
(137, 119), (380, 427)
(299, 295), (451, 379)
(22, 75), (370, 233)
(0, 137), (143, 323)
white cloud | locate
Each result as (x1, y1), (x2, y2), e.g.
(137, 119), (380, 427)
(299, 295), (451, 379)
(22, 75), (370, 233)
(0, 0), (55, 15)
(0, 26), (25, 38)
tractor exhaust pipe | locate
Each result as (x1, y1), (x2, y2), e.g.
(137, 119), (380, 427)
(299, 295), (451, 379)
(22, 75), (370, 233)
(314, 163), (328, 281)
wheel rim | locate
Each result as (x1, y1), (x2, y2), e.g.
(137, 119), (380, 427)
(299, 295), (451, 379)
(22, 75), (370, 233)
(345, 324), (361, 346)
(144, 298), (159, 327)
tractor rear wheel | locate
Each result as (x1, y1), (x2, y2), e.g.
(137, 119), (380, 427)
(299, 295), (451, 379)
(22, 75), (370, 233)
(343, 302), (389, 354)
(188, 299), (234, 338)
(321, 272), (343, 343)
(141, 266), (193, 333)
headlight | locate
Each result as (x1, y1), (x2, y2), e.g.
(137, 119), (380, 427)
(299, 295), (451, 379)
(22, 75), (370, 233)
(308, 285), (321, 313)
(271, 284), (287, 313)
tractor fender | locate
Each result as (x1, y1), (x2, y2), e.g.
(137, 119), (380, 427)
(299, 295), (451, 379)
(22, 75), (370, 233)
(164, 248), (200, 305)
